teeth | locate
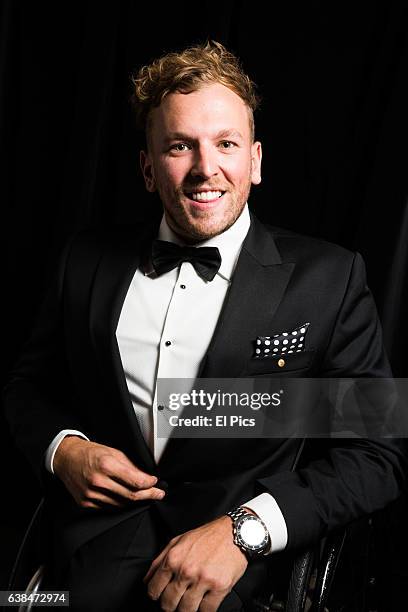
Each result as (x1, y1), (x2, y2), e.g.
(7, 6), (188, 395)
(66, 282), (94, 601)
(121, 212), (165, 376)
(190, 191), (223, 201)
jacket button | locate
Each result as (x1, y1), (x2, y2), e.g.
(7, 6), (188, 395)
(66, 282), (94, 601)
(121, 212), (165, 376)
(278, 358), (285, 368)
(156, 479), (169, 492)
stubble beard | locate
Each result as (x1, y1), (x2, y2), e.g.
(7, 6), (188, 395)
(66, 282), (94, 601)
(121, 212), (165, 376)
(159, 178), (252, 243)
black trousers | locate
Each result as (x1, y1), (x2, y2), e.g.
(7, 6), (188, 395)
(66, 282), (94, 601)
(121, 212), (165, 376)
(44, 510), (253, 611)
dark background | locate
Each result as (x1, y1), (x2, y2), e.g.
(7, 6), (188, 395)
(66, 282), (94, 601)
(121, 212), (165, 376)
(2, 0), (408, 599)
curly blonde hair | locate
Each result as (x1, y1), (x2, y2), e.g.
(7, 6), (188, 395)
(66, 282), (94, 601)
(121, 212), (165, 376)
(131, 40), (261, 146)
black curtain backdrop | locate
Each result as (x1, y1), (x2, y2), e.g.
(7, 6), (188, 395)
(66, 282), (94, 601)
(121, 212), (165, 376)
(1, 0), (408, 598)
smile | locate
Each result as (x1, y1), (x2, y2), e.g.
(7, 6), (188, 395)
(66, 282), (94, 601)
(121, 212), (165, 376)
(185, 190), (225, 203)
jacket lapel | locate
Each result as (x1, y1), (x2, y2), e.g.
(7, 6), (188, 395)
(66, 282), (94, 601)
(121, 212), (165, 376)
(89, 223), (158, 473)
(199, 214), (295, 378)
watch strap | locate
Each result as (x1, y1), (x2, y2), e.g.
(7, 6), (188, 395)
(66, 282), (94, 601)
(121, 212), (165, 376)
(226, 507), (248, 522)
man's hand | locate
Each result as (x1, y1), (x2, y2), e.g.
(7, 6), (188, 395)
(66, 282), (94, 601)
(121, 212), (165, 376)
(144, 515), (248, 612)
(53, 436), (165, 509)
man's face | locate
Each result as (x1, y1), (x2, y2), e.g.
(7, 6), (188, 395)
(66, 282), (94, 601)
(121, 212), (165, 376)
(140, 83), (262, 242)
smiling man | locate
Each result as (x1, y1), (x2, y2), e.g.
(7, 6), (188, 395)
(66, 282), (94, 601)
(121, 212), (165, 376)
(4, 41), (406, 611)
(140, 81), (261, 242)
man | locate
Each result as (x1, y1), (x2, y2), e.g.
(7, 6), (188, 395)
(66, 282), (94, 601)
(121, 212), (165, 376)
(3, 40), (406, 611)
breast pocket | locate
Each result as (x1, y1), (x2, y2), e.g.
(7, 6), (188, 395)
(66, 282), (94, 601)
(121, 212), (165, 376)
(241, 349), (316, 376)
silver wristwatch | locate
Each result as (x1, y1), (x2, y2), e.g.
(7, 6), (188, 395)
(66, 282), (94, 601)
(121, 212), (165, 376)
(226, 507), (270, 558)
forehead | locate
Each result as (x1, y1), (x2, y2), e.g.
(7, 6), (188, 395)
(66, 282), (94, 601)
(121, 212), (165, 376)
(149, 83), (251, 140)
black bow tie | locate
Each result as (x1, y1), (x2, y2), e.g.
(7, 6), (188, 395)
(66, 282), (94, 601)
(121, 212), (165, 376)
(151, 240), (222, 281)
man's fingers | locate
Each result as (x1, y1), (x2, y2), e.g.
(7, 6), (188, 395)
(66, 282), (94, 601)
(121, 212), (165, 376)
(93, 477), (165, 502)
(97, 453), (158, 490)
(105, 483), (166, 503)
(57, 440), (165, 508)
(156, 576), (191, 611)
(117, 458), (159, 489)
(199, 591), (230, 612)
(81, 492), (125, 509)
(127, 486), (166, 501)
(176, 584), (209, 612)
(82, 486), (165, 508)
(146, 565), (174, 603)
(144, 544), (172, 583)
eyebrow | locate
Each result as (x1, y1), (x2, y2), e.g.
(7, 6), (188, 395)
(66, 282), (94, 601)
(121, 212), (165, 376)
(163, 129), (244, 143)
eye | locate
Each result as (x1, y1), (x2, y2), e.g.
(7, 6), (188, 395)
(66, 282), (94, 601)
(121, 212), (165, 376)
(170, 143), (190, 152)
(219, 141), (236, 149)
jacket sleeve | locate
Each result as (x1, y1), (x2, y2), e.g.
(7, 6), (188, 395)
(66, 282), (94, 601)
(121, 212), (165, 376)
(256, 252), (407, 551)
(3, 235), (89, 485)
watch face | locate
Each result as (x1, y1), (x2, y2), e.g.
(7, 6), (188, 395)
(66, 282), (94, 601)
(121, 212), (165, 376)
(237, 516), (269, 552)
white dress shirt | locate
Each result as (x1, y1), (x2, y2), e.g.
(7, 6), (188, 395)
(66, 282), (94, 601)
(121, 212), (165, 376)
(45, 203), (288, 552)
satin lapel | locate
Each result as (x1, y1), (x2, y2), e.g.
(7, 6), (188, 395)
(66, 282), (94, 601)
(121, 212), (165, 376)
(199, 214), (295, 378)
(89, 225), (157, 474)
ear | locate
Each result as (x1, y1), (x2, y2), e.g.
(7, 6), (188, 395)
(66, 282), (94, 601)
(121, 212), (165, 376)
(250, 141), (262, 186)
(140, 149), (156, 192)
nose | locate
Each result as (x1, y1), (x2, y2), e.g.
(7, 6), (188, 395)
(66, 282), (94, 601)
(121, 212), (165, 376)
(190, 145), (218, 179)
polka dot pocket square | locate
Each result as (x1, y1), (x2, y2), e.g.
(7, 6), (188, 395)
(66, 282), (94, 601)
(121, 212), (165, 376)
(254, 323), (310, 358)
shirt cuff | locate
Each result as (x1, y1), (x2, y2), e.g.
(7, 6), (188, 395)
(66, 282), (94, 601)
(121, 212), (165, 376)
(243, 492), (288, 554)
(45, 430), (89, 474)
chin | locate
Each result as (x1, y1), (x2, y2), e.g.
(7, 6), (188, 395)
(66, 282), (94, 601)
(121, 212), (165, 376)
(188, 221), (230, 240)
(168, 206), (236, 240)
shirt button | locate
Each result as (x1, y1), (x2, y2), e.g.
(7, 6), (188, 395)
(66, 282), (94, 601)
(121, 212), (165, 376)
(165, 341), (172, 346)
(180, 284), (186, 289)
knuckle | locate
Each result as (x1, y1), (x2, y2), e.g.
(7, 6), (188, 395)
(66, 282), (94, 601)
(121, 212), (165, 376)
(133, 475), (146, 488)
(98, 455), (112, 473)
(131, 489), (148, 501)
(89, 474), (103, 488)
(130, 489), (145, 501)
(130, 477), (140, 488)
(198, 569), (211, 584)
(200, 573), (224, 591)
(165, 550), (179, 570)
(179, 564), (196, 581)
(146, 588), (158, 601)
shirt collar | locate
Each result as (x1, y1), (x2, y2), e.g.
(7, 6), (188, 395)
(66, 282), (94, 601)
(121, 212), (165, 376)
(157, 203), (250, 281)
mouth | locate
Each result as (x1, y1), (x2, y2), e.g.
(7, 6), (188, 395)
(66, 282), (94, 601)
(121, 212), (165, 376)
(183, 190), (226, 208)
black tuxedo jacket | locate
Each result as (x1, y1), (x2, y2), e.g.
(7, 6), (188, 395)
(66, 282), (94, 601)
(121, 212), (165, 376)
(4, 213), (406, 569)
